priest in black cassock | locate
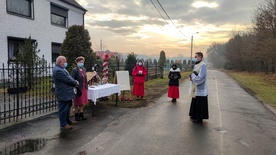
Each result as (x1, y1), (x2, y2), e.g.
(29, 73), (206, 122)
(189, 52), (209, 123)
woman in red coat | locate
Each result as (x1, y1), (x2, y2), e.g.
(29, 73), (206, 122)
(132, 59), (147, 99)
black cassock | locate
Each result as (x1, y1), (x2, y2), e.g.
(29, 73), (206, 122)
(189, 96), (209, 120)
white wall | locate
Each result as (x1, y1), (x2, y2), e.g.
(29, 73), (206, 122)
(0, 0), (85, 65)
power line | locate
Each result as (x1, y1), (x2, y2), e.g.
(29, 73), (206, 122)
(147, 0), (185, 39)
(155, 0), (189, 38)
(148, 0), (170, 25)
(147, 0), (185, 38)
(145, 0), (164, 22)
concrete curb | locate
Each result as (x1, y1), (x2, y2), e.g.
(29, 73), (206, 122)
(0, 111), (57, 130)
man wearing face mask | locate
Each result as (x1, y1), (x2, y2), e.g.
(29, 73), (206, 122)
(132, 59), (148, 99)
(189, 52), (209, 123)
(168, 64), (181, 102)
(53, 56), (79, 129)
(71, 56), (88, 121)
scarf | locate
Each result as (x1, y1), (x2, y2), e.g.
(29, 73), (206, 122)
(190, 61), (203, 98)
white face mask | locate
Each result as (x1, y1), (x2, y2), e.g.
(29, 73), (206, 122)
(77, 63), (84, 68)
(138, 62), (142, 66)
(63, 62), (68, 68)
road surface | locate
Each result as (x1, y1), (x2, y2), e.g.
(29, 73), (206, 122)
(0, 69), (275, 155)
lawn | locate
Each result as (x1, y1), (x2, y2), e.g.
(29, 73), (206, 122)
(97, 72), (191, 108)
(226, 71), (276, 107)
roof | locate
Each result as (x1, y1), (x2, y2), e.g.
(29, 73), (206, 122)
(95, 51), (119, 59)
(60, 0), (87, 12)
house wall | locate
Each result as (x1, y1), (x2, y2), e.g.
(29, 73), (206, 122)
(0, 0), (85, 65)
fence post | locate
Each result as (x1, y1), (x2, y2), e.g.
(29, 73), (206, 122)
(155, 63), (157, 79)
(146, 61), (149, 81)
(16, 61), (20, 121)
(117, 59), (119, 71)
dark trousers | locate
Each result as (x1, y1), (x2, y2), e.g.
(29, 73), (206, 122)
(58, 100), (72, 127)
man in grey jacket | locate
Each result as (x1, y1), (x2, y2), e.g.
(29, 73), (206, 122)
(53, 56), (79, 129)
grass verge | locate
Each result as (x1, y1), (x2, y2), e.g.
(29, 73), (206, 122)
(97, 72), (191, 108)
(226, 71), (276, 108)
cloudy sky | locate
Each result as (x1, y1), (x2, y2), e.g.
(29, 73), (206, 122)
(76, 0), (264, 57)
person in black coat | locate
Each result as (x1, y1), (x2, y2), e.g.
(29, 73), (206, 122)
(71, 56), (88, 121)
(168, 64), (181, 102)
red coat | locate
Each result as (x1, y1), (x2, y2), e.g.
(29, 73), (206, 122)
(132, 65), (147, 83)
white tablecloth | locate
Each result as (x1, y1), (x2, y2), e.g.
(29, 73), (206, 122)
(88, 84), (120, 105)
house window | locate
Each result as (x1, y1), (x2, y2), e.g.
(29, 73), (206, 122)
(8, 37), (36, 63)
(6, 0), (33, 18)
(51, 4), (68, 27)
(8, 37), (25, 62)
(52, 43), (62, 63)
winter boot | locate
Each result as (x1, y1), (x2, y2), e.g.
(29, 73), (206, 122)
(79, 112), (87, 120)
(75, 113), (81, 121)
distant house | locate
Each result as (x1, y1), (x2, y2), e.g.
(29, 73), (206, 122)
(95, 50), (119, 60)
(0, 0), (87, 64)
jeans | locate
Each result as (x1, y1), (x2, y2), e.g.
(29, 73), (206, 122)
(58, 100), (72, 127)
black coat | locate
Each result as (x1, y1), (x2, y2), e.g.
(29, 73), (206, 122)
(71, 67), (88, 90)
(168, 68), (181, 86)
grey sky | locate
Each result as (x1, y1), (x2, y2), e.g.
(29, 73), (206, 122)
(76, 0), (264, 57)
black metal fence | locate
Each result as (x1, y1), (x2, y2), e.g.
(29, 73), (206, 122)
(0, 61), (162, 125)
(0, 62), (57, 125)
(101, 61), (161, 82)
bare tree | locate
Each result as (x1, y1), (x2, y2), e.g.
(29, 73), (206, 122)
(206, 43), (226, 69)
(253, 0), (276, 73)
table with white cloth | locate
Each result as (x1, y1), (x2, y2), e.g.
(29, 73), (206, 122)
(88, 83), (120, 116)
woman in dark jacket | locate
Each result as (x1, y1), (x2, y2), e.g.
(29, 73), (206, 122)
(168, 64), (181, 102)
(71, 56), (88, 121)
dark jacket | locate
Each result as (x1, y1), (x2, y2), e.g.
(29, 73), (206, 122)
(53, 65), (77, 101)
(168, 68), (181, 86)
(71, 67), (88, 90)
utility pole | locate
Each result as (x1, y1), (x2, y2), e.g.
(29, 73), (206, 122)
(190, 32), (199, 70)
(100, 39), (103, 51)
(190, 35), (193, 70)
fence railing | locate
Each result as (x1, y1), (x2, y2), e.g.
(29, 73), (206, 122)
(0, 61), (163, 125)
(98, 61), (161, 81)
(0, 62), (57, 125)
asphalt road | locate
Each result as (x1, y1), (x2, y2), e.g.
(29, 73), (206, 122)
(0, 69), (275, 155)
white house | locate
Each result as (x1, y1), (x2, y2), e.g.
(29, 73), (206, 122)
(0, 0), (87, 64)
